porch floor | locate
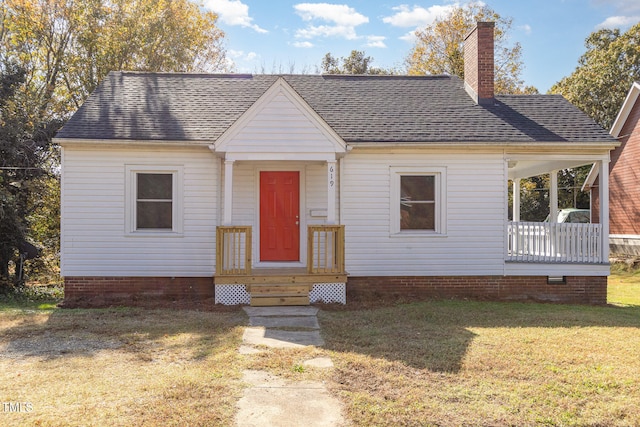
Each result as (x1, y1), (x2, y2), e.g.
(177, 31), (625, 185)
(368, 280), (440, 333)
(214, 267), (347, 285)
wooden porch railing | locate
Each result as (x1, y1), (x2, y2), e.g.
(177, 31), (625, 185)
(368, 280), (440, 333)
(216, 225), (346, 276)
(216, 226), (252, 275)
(507, 222), (602, 263)
(307, 225), (345, 274)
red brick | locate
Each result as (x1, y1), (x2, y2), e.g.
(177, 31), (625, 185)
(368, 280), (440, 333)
(347, 275), (607, 305)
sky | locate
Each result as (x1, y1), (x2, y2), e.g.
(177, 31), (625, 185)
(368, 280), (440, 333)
(202, 0), (640, 93)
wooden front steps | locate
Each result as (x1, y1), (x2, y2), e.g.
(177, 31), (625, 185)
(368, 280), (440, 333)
(249, 284), (311, 306)
(214, 267), (348, 307)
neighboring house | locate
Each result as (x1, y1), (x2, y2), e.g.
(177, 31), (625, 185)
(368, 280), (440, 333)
(585, 81), (640, 256)
(55, 22), (618, 307)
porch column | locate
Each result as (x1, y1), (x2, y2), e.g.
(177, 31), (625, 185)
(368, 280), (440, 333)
(512, 178), (521, 222)
(549, 170), (558, 222)
(327, 160), (337, 224)
(598, 159), (610, 261)
(223, 159), (234, 225)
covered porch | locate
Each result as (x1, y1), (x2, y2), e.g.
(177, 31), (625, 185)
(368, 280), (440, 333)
(214, 225), (346, 306)
(212, 156), (347, 306)
(506, 154), (610, 265)
(208, 76), (349, 305)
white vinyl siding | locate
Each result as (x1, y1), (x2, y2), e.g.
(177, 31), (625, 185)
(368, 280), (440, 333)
(342, 152), (505, 276)
(61, 145), (218, 277)
(228, 93), (335, 153)
(216, 80), (345, 158)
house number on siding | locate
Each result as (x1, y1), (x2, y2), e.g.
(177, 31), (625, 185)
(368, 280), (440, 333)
(329, 165), (335, 188)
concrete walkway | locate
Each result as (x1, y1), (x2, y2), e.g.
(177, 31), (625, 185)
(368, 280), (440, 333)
(235, 306), (346, 427)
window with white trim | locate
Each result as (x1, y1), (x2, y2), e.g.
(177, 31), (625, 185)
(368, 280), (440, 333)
(390, 167), (446, 235)
(126, 165), (183, 234)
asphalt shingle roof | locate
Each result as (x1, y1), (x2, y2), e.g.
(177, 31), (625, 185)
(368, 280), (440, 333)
(56, 71), (614, 144)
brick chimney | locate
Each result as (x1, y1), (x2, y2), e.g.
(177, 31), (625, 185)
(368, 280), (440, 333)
(464, 21), (494, 104)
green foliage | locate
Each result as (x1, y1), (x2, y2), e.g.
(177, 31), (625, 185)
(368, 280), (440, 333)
(0, 63), (60, 287)
(0, 0), (228, 285)
(1, 0), (229, 118)
(551, 23), (640, 130)
(509, 166), (591, 222)
(0, 283), (63, 309)
(321, 50), (394, 75)
(406, 3), (534, 94)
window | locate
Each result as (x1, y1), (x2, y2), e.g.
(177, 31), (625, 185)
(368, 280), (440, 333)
(401, 175), (435, 230)
(136, 173), (173, 229)
(391, 167), (446, 235)
(126, 165), (183, 235)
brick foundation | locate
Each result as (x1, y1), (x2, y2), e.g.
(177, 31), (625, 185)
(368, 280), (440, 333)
(347, 275), (608, 305)
(63, 276), (215, 309)
(63, 274), (608, 308)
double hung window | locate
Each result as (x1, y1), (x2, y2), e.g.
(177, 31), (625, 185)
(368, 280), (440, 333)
(126, 165), (182, 234)
(390, 167), (446, 235)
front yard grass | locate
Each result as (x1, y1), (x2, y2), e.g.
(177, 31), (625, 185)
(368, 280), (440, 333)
(0, 272), (639, 426)
(318, 300), (640, 426)
(609, 263), (640, 306)
(0, 305), (247, 426)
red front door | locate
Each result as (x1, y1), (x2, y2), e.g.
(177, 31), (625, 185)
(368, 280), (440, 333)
(260, 171), (300, 261)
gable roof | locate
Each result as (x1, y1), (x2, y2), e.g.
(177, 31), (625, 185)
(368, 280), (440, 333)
(214, 76), (346, 155)
(56, 71), (615, 145)
(610, 81), (640, 138)
(583, 81), (640, 190)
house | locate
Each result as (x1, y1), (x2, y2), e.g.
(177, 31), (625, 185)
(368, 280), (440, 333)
(54, 22), (618, 307)
(584, 81), (640, 256)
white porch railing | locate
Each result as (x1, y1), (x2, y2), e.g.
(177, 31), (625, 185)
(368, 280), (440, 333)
(507, 222), (603, 263)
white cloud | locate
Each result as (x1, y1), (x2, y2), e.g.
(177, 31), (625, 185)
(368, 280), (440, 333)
(592, 0), (640, 30)
(383, 4), (462, 44)
(592, 0), (640, 14)
(519, 24), (532, 35)
(382, 4), (455, 28)
(296, 24), (359, 39)
(295, 3), (368, 26)
(293, 41), (314, 48)
(399, 30), (418, 43)
(365, 35), (387, 48)
(596, 15), (640, 29)
(229, 49), (260, 62)
(293, 3), (369, 40)
(205, 0), (268, 33)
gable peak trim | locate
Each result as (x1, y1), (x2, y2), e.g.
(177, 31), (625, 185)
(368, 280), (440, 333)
(213, 76), (346, 154)
(611, 81), (640, 137)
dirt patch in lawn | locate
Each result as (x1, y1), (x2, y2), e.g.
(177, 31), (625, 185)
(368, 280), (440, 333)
(0, 307), (248, 426)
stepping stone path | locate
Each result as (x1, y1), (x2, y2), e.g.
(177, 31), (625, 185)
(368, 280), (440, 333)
(235, 306), (345, 427)
(242, 306), (324, 349)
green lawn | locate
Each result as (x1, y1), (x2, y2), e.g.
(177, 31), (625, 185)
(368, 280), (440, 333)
(0, 273), (638, 426)
(609, 264), (640, 306)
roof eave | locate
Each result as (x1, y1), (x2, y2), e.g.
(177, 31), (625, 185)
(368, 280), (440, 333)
(346, 140), (619, 149)
(610, 81), (640, 137)
(54, 137), (214, 147)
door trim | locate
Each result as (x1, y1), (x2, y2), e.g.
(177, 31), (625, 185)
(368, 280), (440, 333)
(254, 165), (306, 268)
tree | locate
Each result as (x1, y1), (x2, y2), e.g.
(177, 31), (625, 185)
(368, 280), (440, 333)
(321, 50), (394, 75)
(0, 0), (228, 286)
(406, 3), (536, 94)
(550, 23), (640, 130)
(1, 0), (228, 118)
(0, 63), (60, 287)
